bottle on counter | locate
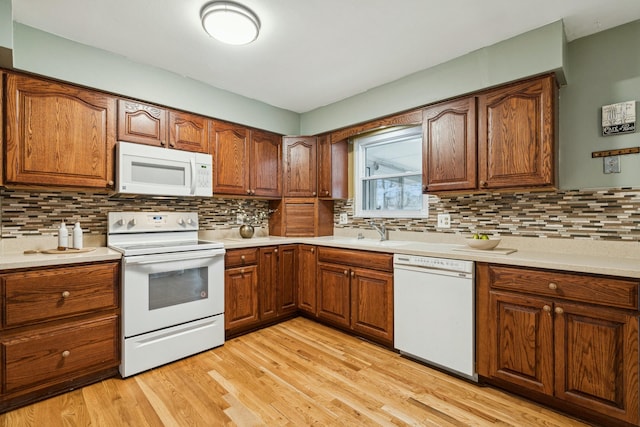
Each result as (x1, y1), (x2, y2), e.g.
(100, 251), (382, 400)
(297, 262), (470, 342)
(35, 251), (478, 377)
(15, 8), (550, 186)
(73, 222), (83, 249)
(57, 221), (69, 250)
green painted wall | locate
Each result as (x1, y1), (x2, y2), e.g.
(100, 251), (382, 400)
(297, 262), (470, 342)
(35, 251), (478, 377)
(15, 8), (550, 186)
(559, 20), (640, 189)
(11, 24), (300, 135)
(300, 21), (566, 135)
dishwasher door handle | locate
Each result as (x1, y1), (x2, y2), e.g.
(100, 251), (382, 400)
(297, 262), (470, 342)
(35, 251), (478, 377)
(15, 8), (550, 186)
(394, 264), (472, 279)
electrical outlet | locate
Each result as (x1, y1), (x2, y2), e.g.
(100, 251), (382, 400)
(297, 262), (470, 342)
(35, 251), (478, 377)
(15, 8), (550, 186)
(437, 213), (451, 228)
(339, 213), (348, 225)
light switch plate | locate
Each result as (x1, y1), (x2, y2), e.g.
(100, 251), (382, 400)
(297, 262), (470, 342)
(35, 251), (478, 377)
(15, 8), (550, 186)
(604, 156), (621, 174)
(339, 213), (348, 224)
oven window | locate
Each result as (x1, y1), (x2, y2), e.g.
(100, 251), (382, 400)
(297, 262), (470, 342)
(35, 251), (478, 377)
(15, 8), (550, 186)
(149, 267), (208, 310)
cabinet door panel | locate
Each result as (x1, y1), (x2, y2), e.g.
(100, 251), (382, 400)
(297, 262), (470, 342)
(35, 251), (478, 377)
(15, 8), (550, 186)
(283, 136), (317, 197)
(422, 97), (477, 192)
(488, 291), (554, 395)
(317, 135), (348, 199)
(224, 266), (259, 331)
(317, 263), (350, 327)
(278, 245), (298, 316)
(555, 302), (639, 424)
(258, 247), (278, 321)
(5, 74), (116, 188)
(251, 130), (282, 197)
(117, 99), (167, 146)
(351, 267), (393, 344)
(298, 245), (317, 314)
(212, 122), (249, 195)
(478, 75), (555, 189)
(169, 111), (209, 153)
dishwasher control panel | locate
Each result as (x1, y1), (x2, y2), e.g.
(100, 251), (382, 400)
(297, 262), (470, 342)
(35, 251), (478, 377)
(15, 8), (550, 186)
(393, 254), (473, 274)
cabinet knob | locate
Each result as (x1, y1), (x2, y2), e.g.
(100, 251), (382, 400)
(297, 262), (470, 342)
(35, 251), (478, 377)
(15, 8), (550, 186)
(480, 181), (488, 188)
(351, 271), (355, 278)
(312, 192), (317, 196)
(543, 305), (552, 313)
(61, 291), (71, 299)
(310, 248), (315, 253)
(240, 255), (246, 262)
(548, 282), (558, 290)
(169, 141), (176, 148)
(240, 269), (245, 275)
(107, 180), (114, 187)
(160, 141), (166, 146)
(343, 270), (348, 276)
(246, 189), (252, 194)
(423, 185), (428, 192)
(275, 249), (278, 254)
(555, 307), (564, 315)
(62, 350), (71, 358)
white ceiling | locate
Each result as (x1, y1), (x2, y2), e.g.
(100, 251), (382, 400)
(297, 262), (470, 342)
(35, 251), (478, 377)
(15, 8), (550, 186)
(11, 0), (640, 113)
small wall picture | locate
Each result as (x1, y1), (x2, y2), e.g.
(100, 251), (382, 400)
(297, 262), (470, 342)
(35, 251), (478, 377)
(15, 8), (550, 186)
(602, 100), (636, 136)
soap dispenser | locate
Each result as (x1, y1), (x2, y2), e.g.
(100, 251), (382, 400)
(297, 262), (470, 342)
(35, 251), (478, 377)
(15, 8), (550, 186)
(57, 221), (69, 250)
(73, 222), (83, 249)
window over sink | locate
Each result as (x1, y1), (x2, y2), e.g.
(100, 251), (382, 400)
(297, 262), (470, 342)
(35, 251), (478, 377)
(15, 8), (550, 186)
(354, 125), (427, 218)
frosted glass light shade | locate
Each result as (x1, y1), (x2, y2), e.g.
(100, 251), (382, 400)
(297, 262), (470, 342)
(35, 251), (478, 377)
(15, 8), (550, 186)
(201, 1), (260, 45)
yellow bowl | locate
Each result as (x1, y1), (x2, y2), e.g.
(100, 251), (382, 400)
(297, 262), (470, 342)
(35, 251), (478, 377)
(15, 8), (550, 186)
(465, 237), (501, 250)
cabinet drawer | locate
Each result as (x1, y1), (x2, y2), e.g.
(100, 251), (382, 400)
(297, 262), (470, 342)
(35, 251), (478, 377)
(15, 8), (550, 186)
(317, 247), (393, 272)
(225, 248), (259, 268)
(2, 315), (119, 393)
(488, 265), (639, 310)
(3, 263), (119, 327)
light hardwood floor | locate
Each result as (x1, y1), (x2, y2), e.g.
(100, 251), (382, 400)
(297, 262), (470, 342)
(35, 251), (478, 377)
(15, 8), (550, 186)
(0, 317), (589, 426)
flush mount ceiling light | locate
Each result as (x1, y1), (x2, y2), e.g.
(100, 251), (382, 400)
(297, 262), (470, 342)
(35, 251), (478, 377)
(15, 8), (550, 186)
(200, 1), (260, 45)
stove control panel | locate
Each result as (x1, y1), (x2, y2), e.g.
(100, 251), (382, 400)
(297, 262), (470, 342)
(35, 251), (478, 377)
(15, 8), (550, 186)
(108, 212), (199, 234)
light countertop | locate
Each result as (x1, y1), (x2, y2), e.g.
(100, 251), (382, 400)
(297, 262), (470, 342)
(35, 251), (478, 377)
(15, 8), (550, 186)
(2, 230), (639, 278)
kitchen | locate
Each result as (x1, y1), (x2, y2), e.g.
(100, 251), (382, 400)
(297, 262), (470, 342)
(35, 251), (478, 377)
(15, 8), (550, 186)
(1, 0), (640, 425)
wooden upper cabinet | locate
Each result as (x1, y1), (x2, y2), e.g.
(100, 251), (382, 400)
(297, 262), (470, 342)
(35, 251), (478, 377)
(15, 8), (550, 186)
(4, 74), (116, 189)
(250, 130), (282, 198)
(317, 134), (348, 199)
(169, 110), (209, 153)
(422, 97), (477, 192)
(211, 121), (250, 195)
(211, 123), (281, 197)
(118, 100), (208, 153)
(283, 136), (317, 197)
(0, 72), (4, 186)
(117, 99), (168, 147)
(478, 74), (556, 189)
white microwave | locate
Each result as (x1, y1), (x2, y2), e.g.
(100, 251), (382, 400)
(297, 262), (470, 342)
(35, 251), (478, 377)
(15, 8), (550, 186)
(116, 141), (212, 197)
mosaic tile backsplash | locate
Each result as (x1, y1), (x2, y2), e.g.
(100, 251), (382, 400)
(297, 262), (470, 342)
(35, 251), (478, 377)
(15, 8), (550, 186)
(1, 188), (640, 241)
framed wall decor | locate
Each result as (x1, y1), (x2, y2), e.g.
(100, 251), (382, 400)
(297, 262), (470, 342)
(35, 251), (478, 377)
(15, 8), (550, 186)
(602, 100), (636, 136)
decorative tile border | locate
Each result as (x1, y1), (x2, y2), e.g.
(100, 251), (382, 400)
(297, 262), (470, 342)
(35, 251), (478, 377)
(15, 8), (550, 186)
(2, 188), (640, 241)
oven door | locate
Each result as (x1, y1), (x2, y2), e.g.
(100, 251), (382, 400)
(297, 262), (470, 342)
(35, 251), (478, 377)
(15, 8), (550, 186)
(122, 248), (225, 337)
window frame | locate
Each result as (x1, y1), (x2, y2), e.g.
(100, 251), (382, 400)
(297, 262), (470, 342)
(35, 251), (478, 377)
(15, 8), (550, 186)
(353, 125), (428, 219)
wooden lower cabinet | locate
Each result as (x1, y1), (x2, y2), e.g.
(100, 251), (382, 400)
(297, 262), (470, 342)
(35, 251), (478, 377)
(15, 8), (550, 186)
(298, 245), (318, 314)
(0, 261), (120, 413)
(316, 247), (393, 346)
(225, 246), (298, 337)
(477, 263), (639, 426)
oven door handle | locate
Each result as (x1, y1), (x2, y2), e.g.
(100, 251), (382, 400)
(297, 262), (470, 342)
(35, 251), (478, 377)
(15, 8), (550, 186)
(123, 249), (225, 265)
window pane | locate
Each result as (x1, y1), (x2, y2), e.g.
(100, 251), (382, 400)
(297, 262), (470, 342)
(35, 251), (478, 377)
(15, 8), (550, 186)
(364, 137), (422, 177)
(362, 175), (422, 211)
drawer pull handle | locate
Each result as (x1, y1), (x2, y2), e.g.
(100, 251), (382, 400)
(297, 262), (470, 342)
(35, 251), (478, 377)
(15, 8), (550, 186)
(555, 307), (564, 315)
(62, 291), (71, 299)
(543, 305), (551, 313)
(548, 282), (558, 290)
(62, 350), (71, 358)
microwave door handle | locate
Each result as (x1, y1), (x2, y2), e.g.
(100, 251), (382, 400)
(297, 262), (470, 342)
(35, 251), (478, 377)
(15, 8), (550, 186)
(190, 158), (197, 195)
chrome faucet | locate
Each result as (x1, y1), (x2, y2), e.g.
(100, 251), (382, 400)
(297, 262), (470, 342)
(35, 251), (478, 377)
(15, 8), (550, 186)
(369, 221), (388, 241)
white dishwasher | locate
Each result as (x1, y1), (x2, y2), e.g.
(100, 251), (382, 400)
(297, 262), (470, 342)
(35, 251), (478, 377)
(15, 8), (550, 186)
(393, 253), (477, 381)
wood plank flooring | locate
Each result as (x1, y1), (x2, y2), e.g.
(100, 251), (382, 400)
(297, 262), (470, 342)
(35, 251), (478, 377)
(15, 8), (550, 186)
(0, 317), (589, 426)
